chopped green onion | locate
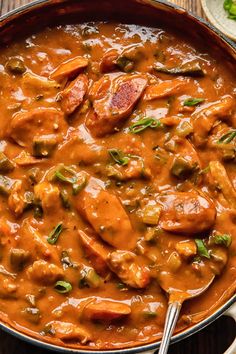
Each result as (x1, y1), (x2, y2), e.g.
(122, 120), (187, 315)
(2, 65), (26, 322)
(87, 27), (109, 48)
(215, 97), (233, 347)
(47, 222), (64, 245)
(217, 130), (236, 144)
(72, 175), (87, 195)
(54, 170), (77, 184)
(212, 234), (232, 248)
(108, 149), (129, 166)
(54, 280), (72, 294)
(183, 98), (204, 106)
(129, 117), (162, 134)
(195, 239), (210, 259)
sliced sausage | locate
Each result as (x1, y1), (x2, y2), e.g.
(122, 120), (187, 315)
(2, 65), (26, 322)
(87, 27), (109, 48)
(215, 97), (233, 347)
(78, 230), (110, 276)
(158, 191), (216, 234)
(100, 49), (119, 73)
(86, 73), (148, 137)
(75, 177), (137, 250)
(143, 78), (189, 101)
(9, 108), (67, 148)
(83, 300), (131, 321)
(50, 56), (88, 81)
(107, 250), (150, 289)
(59, 74), (88, 115)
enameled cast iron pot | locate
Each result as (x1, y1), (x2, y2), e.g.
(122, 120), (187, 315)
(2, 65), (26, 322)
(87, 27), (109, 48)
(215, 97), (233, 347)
(0, 1), (236, 353)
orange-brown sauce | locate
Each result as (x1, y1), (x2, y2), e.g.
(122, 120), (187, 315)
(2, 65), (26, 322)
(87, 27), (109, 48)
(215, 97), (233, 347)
(0, 22), (235, 349)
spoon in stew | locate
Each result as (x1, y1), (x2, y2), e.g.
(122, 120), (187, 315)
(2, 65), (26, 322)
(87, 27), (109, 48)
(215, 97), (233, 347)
(158, 269), (215, 354)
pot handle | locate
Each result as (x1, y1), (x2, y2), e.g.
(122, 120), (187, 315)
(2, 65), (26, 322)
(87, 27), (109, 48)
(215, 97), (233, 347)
(223, 303), (236, 354)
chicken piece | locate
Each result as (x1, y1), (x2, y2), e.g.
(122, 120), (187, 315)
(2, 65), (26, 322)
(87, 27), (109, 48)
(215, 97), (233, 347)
(76, 177), (136, 250)
(27, 260), (63, 285)
(34, 182), (61, 214)
(175, 240), (197, 260)
(22, 72), (60, 97)
(50, 56), (88, 81)
(100, 49), (119, 73)
(78, 230), (110, 276)
(45, 321), (91, 343)
(55, 125), (106, 166)
(8, 180), (26, 217)
(86, 73), (148, 137)
(9, 108), (67, 148)
(59, 74), (88, 115)
(192, 96), (234, 146)
(209, 161), (236, 209)
(158, 191), (216, 234)
(83, 300), (131, 321)
(107, 250), (150, 288)
(143, 78), (189, 101)
(20, 220), (59, 262)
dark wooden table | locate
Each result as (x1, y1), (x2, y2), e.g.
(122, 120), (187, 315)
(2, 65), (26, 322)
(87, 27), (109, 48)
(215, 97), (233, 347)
(0, 0), (235, 353)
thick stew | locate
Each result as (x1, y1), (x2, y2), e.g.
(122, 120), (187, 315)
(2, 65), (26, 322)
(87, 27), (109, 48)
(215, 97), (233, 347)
(0, 21), (235, 349)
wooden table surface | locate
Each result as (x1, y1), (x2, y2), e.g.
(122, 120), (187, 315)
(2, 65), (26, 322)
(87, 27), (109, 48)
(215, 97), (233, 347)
(0, 0), (235, 353)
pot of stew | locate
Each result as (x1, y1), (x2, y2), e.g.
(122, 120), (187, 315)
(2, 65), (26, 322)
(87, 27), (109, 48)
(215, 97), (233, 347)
(0, 0), (235, 353)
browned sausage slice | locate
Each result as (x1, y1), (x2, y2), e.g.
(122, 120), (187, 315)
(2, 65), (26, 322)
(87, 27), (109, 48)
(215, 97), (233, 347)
(86, 74), (148, 137)
(83, 300), (131, 321)
(50, 56), (88, 81)
(60, 74), (88, 115)
(158, 191), (216, 234)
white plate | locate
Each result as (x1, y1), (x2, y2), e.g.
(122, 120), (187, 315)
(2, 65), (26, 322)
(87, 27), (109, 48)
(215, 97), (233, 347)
(201, 0), (236, 41)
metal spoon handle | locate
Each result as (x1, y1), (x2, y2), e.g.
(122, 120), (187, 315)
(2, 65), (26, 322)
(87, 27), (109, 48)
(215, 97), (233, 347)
(158, 301), (182, 354)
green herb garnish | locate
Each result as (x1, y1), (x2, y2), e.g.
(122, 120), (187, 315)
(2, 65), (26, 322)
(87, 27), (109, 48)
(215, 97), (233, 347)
(183, 98), (204, 107)
(54, 170), (77, 184)
(108, 149), (129, 166)
(47, 222), (64, 245)
(195, 239), (210, 259)
(54, 280), (72, 294)
(212, 234), (232, 247)
(217, 130), (236, 144)
(224, 0), (236, 20)
(72, 175), (87, 195)
(129, 117), (162, 134)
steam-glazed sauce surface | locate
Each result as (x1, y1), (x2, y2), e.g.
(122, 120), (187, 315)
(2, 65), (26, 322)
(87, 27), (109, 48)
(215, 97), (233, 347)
(0, 22), (235, 349)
